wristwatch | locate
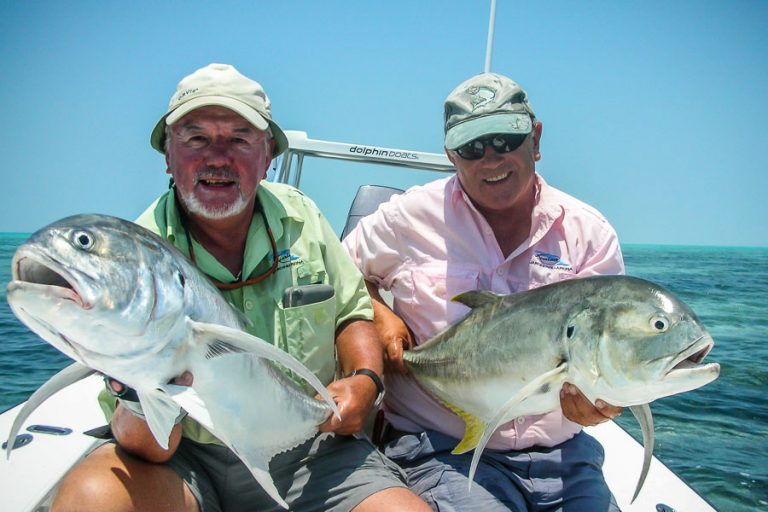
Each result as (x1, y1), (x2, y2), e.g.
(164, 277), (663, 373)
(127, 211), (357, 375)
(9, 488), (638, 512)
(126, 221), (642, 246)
(347, 368), (385, 408)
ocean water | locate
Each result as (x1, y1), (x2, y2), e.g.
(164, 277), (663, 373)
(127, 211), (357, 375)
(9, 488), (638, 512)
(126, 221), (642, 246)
(0, 233), (766, 511)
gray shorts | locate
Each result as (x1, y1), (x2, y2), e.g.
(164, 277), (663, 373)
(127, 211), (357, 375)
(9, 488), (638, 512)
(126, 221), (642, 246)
(168, 433), (407, 512)
(382, 429), (620, 512)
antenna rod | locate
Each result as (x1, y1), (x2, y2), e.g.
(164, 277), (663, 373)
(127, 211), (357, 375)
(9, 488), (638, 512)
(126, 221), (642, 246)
(484, 0), (497, 73)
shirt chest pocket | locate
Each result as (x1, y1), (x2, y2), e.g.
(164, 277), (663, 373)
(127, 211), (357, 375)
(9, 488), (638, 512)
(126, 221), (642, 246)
(410, 264), (480, 327)
(276, 291), (336, 391)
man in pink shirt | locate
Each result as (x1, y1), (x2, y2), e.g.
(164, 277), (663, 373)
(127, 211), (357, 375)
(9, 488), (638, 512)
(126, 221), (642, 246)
(343, 73), (624, 511)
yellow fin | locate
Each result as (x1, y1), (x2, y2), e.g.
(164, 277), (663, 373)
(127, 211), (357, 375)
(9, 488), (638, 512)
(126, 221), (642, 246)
(443, 401), (487, 454)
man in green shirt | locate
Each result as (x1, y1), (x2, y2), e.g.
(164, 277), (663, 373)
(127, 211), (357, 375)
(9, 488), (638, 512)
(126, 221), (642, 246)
(51, 63), (429, 512)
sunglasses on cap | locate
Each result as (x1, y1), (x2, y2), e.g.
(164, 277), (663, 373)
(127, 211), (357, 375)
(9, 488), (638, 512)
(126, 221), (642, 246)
(455, 133), (529, 160)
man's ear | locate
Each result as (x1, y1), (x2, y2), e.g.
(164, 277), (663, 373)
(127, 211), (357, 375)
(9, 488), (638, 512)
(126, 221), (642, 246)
(532, 121), (543, 162)
(444, 147), (458, 166)
(265, 137), (277, 167)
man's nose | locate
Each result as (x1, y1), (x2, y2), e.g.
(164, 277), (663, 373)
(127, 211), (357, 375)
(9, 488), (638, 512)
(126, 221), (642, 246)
(203, 139), (233, 165)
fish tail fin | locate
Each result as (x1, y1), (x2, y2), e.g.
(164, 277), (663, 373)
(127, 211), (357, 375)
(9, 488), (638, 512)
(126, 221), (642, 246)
(442, 403), (486, 455)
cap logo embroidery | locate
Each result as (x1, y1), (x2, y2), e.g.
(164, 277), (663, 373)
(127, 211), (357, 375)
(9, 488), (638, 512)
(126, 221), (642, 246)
(176, 88), (199, 102)
(512, 117), (532, 131)
(467, 86), (496, 111)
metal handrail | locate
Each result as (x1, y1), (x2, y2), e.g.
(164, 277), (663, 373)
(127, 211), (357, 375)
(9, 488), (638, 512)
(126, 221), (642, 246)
(275, 131), (454, 188)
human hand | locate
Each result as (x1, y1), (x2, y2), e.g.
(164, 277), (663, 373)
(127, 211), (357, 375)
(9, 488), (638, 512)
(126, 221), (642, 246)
(560, 383), (622, 426)
(317, 374), (378, 435)
(375, 314), (414, 375)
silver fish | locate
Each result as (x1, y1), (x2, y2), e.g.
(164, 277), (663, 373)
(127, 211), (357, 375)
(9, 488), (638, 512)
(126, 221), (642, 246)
(5, 214), (341, 509)
(403, 275), (720, 503)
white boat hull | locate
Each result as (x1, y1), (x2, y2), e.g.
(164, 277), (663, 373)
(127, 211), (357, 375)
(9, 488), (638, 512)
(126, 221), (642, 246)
(0, 375), (715, 511)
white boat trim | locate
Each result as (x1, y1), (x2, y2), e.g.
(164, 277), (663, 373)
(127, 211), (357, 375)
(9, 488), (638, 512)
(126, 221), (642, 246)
(0, 375), (104, 512)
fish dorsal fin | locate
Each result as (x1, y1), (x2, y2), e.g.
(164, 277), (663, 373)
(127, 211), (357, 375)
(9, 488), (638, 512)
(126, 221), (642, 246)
(467, 363), (568, 489)
(186, 319), (341, 420)
(137, 389), (183, 450)
(441, 401), (487, 455)
(5, 362), (94, 460)
(204, 340), (244, 359)
(450, 290), (504, 309)
(630, 403), (655, 503)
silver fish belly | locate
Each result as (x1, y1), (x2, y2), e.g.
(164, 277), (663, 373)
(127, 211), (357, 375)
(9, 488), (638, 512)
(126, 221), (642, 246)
(5, 214), (341, 509)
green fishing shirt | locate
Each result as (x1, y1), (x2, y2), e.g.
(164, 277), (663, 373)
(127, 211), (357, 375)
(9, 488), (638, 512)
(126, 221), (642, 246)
(99, 181), (373, 445)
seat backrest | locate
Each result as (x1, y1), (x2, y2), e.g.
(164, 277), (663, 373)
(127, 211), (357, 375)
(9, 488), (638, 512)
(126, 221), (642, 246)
(341, 185), (405, 240)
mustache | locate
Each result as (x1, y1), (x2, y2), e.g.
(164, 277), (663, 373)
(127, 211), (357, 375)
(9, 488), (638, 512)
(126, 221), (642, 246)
(195, 167), (238, 182)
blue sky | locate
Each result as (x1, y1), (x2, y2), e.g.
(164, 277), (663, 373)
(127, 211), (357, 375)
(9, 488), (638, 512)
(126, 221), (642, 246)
(1, 1), (766, 247)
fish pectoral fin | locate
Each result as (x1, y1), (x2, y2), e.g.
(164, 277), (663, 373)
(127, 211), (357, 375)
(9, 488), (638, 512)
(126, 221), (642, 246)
(159, 384), (214, 433)
(450, 290), (504, 309)
(467, 363), (568, 490)
(186, 319), (341, 420)
(629, 403), (655, 503)
(6, 362), (95, 460)
(443, 404), (486, 455)
(137, 390), (183, 451)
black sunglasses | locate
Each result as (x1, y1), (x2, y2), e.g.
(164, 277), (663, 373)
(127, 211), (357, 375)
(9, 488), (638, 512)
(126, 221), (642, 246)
(455, 133), (529, 160)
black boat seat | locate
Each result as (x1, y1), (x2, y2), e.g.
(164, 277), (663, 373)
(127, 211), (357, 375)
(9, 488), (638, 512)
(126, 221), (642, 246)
(340, 185), (404, 240)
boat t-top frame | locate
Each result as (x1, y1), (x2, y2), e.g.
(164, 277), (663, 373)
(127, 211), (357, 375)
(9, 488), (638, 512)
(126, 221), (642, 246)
(275, 131), (455, 189)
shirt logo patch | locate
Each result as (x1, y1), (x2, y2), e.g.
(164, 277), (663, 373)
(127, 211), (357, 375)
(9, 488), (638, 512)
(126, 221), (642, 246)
(270, 249), (303, 270)
(531, 251), (573, 272)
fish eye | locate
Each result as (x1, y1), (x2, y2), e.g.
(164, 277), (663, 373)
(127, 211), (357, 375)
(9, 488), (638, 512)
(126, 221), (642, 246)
(650, 315), (669, 332)
(72, 231), (94, 250)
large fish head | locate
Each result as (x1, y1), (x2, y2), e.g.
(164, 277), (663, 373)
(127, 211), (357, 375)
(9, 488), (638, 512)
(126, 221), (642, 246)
(568, 276), (720, 406)
(6, 214), (188, 367)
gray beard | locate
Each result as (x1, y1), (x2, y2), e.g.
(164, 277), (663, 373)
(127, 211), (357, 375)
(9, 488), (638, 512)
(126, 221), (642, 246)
(181, 192), (250, 220)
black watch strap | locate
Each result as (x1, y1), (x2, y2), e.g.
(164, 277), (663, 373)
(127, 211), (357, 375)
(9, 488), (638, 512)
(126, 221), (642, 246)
(347, 368), (385, 407)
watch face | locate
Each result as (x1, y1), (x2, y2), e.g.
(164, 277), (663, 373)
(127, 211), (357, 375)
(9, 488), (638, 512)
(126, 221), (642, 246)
(374, 390), (386, 408)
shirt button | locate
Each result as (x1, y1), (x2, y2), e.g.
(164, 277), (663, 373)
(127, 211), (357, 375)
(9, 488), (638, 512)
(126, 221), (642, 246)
(244, 300), (253, 310)
(496, 268), (504, 276)
(516, 416), (525, 424)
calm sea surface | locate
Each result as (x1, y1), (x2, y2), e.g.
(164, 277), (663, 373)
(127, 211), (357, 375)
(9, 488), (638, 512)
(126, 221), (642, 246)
(0, 233), (766, 511)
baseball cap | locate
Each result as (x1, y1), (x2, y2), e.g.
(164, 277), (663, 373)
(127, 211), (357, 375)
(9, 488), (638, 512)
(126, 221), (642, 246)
(150, 63), (288, 156)
(444, 73), (536, 150)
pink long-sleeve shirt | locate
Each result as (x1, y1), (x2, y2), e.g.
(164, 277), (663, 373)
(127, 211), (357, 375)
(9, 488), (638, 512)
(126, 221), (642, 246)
(343, 174), (625, 450)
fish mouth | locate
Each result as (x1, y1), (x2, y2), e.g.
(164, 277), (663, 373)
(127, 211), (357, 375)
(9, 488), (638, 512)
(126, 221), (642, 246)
(665, 335), (717, 375)
(12, 250), (90, 309)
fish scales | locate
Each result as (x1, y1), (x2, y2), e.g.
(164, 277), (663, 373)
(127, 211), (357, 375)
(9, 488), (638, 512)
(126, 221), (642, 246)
(401, 275), (720, 503)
